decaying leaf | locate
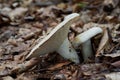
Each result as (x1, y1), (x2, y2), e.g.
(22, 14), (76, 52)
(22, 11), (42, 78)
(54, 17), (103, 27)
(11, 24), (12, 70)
(2, 76), (14, 80)
(105, 72), (120, 80)
(104, 53), (120, 58)
(103, 0), (119, 12)
(8, 7), (28, 20)
(111, 60), (120, 68)
(11, 58), (40, 74)
(0, 0), (120, 79)
(96, 28), (110, 57)
(47, 61), (71, 71)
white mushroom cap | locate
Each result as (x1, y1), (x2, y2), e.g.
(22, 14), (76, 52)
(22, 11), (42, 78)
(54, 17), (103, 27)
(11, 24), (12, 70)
(26, 13), (80, 60)
(72, 27), (103, 48)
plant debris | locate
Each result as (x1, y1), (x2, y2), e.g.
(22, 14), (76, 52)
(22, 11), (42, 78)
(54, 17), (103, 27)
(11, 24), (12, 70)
(0, 0), (120, 79)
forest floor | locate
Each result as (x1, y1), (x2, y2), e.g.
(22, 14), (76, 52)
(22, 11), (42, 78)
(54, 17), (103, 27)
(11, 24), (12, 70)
(0, 0), (120, 80)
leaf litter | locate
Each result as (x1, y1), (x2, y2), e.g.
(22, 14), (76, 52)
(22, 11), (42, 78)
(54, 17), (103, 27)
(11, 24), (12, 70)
(0, 0), (120, 80)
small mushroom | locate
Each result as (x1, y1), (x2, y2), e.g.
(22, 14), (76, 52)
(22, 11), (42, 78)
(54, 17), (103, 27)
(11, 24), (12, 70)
(26, 13), (80, 63)
(72, 27), (103, 61)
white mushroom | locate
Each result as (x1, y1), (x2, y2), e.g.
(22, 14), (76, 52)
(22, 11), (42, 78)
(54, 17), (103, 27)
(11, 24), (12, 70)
(57, 38), (79, 63)
(26, 13), (80, 63)
(72, 27), (103, 61)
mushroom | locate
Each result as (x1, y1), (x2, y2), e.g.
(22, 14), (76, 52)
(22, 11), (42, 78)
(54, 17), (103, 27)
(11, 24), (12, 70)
(26, 13), (80, 63)
(72, 27), (103, 61)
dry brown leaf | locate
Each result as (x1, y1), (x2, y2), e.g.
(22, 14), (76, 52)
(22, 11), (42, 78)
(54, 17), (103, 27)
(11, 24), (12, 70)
(37, 6), (57, 18)
(105, 72), (120, 80)
(103, 0), (119, 12)
(2, 76), (14, 80)
(104, 53), (120, 58)
(16, 73), (35, 80)
(11, 58), (40, 74)
(96, 28), (109, 57)
(47, 61), (70, 71)
(11, 42), (30, 54)
(8, 7), (28, 20)
(111, 60), (120, 67)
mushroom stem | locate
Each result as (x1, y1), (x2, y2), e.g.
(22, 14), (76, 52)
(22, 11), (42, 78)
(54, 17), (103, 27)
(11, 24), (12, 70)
(82, 39), (93, 62)
(72, 27), (103, 61)
(57, 38), (79, 63)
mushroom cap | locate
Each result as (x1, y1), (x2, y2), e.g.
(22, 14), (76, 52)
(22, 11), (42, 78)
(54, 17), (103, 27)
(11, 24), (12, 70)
(72, 27), (103, 48)
(26, 13), (80, 59)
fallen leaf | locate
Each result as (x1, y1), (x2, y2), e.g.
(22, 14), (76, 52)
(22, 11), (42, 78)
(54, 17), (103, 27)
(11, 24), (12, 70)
(11, 58), (40, 74)
(103, 0), (119, 12)
(2, 76), (14, 80)
(8, 7), (28, 20)
(111, 61), (120, 68)
(47, 61), (71, 71)
(96, 28), (109, 57)
(105, 72), (120, 80)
